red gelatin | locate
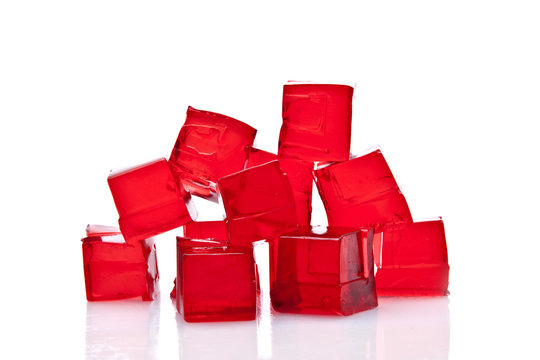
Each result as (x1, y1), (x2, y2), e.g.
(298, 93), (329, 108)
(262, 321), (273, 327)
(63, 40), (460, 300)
(171, 220), (229, 298)
(278, 83), (353, 162)
(169, 106), (257, 199)
(374, 219), (449, 296)
(314, 149), (412, 231)
(183, 220), (228, 243)
(107, 158), (194, 243)
(271, 226), (377, 315)
(82, 225), (159, 301)
(218, 160), (298, 245)
(176, 238), (256, 322)
(247, 148), (314, 226)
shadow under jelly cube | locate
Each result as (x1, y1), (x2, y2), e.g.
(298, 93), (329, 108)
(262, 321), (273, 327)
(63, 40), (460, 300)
(374, 219), (449, 296)
(278, 83), (353, 162)
(271, 226), (378, 316)
(218, 160), (299, 245)
(314, 149), (412, 231)
(176, 238), (256, 322)
(82, 225), (159, 301)
(169, 106), (257, 200)
(108, 158), (194, 243)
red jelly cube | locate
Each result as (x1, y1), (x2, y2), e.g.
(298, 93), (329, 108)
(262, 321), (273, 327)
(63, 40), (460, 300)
(374, 219), (449, 296)
(278, 83), (353, 162)
(247, 148), (314, 226)
(218, 160), (298, 245)
(176, 238), (256, 322)
(171, 220), (229, 299)
(169, 106), (257, 199)
(314, 149), (412, 231)
(183, 220), (228, 243)
(271, 226), (377, 315)
(82, 225), (159, 301)
(108, 158), (194, 243)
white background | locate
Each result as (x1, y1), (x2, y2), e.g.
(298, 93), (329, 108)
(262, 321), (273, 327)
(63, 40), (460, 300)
(1, 1), (539, 359)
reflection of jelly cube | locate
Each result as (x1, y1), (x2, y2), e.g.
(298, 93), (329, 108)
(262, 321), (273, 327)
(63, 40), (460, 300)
(82, 225), (159, 301)
(374, 220), (449, 296)
(108, 158), (194, 243)
(176, 238), (256, 322)
(314, 149), (412, 231)
(184, 220), (228, 243)
(247, 148), (314, 226)
(218, 160), (298, 245)
(169, 106), (257, 199)
(278, 83), (353, 162)
(271, 226), (377, 315)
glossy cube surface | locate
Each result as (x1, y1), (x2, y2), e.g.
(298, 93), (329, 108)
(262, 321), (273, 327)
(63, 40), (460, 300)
(218, 160), (298, 245)
(176, 238), (256, 322)
(169, 106), (257, 199)
(374, 219), (449, 296)
(314, 150), (412, 231)
(278, 83), (353, 162)
(108, 158), (193, 243)
(82, 225), (159, 301)
(183, 220), (228, 243)
(247, 148), (314, 226)
(271, 226), (378, 315)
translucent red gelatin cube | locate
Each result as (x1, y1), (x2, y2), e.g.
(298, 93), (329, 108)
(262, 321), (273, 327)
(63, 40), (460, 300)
(176, 238), (256, 322)
(373, 219), (449, 296)
(169, 106), (256, 199)
(107, 158), (193, 243)
(314, 149), (412, 231)
(271, 226), (378, 315)
(247, 148), (314, 226)
(183, 220), (228, 243)
(82, 225), (159, 301)
(278, 83), (353, 162)
(171, 220), (229, 298)
(218, 160), (298, 245)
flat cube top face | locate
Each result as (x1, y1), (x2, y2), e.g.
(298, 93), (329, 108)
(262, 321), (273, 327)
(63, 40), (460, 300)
(280, 226), (366, 240)
(183, 221), (228, 243)
(278, 227), (367, 285)
(85, 224), (120, 236)
(379, 220), (448, 267)
(169, 106), (257, 190)
(218, 161), (295, 217)
(108, 158), (183, 216)
(278, 84), (353, 162)
(315, 150), (412, 229)
(246, 148), (278, 167)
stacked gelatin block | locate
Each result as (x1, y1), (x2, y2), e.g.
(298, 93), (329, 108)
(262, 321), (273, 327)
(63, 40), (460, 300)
(82, 82), (449, 322)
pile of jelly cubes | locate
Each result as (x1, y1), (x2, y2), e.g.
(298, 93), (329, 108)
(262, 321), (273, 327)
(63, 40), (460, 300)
(82, 82), (449, 322)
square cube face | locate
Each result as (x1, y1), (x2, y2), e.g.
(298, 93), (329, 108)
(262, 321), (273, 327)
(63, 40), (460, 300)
(247, 148), (314, 226)
(271, 226), (377, 315)
(108, 158), (193, 243)
(374, 220), (449, 296)
(176, 238), (256, 322)
(278, 84), (353, 162)
(183, 220), (228, 243)
(82, 228), (158, 301)
(314, 150), (412, 231)
(169, 106), (257, 200)
(218, 161), (298, 245)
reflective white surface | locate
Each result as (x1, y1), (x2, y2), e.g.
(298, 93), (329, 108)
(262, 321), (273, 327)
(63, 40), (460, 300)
(84, 289), (450, 360)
